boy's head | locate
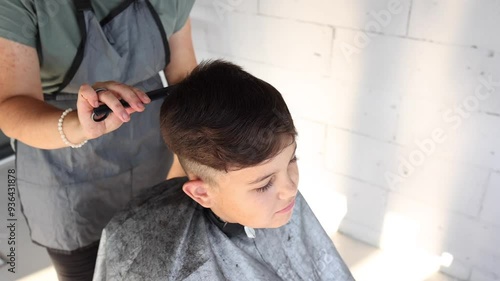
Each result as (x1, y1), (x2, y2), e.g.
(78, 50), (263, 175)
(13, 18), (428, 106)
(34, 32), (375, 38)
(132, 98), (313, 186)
(160, 60), (298, 228)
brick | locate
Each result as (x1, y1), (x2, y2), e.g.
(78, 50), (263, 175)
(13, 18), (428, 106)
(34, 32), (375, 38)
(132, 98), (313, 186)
(331, 29), (500, 112)
(331, 28), (500, 119)
(326, 81), (399, 142)
(270, 75), (338, 124)
(438, 113), (500, 170)
(301, 183), (349, 236)
(386, 152), (488, 216)
(472, 224), (500, 278)
(281, 77), (398, 142)
(395, 84), (500, 148)
(294, 118), (327, 156)
(386, 193), (481, 251)
(384, 194), (445, 252)
(470, 269), (500, 281)
(409, 0), (500, 51)
(338, 218), (383, 247)
(330, 172), (388, 232)
(347, 248), (445, 281)
(273, 76), (397, 142)
(440, 258), (472, 281)
(395, 103), (500, 152)
(394, 109), (500, 170)
(193, 0), (258, 14)
(298, 156), (387, 237)
(443, 224), (500, 280)
(384, 193), (500, 280)
(394, 98), (452, 147)
(480, 172), (500, 226)
(332, 29), (413, 89)
(260, 0), (411, 36)
(296, 154), (348, 236)
(190, 7), (333, 74)
(325, 126), (401, 188)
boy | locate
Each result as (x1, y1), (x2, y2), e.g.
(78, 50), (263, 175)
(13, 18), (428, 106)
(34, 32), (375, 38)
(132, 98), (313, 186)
(93, 60), (354, 281)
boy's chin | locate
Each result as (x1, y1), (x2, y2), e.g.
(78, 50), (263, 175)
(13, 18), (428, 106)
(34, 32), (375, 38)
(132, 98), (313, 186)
(254, 215), (293, 229)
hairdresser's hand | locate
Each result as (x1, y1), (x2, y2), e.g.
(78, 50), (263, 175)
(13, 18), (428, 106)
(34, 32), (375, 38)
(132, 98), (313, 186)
(77, 81), (151, 139)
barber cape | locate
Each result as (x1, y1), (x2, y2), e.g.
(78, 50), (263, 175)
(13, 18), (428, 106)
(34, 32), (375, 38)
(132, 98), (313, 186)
(93, 177), (355, 281)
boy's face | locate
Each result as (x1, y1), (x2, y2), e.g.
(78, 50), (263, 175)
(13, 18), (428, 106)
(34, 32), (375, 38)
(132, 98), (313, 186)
(206, 141), (299, 228)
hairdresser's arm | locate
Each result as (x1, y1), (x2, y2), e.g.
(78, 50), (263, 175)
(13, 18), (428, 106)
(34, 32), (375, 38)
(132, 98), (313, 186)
(164, 18), (197, 179)
(0, 37), (75, 149)
(164, 19), (197, 85)
(0, 37), (149, 149)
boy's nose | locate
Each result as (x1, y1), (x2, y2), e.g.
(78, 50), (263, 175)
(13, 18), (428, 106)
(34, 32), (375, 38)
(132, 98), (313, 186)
(278, 176), (298, 200)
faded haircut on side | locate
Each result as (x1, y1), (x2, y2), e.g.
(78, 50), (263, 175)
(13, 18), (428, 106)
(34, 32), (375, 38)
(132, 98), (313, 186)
(159, 60), (297, 184)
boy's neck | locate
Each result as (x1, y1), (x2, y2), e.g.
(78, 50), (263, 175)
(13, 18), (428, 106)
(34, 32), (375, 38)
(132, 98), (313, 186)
(205, 208), (246, 237)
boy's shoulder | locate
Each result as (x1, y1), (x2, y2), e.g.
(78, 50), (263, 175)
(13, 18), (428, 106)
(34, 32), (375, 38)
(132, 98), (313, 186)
(104, 177), (189, 231)
(95, 177), (214, 280)
(104, 176), (203, 239)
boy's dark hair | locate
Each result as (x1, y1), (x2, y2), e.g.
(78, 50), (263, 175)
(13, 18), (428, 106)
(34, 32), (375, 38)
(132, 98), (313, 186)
(160, 60), (297, 174)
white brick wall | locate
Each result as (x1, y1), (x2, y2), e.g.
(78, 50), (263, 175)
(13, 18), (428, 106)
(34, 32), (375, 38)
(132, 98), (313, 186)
(191, 5), (333, 74)
(260, 0), (412, 36)
(480, 172), (500, 225)
(190, 1), (500, 280)
(409, 0), (500, 51)
(331, 172), (388, 232)
(325, 126), (399, 187)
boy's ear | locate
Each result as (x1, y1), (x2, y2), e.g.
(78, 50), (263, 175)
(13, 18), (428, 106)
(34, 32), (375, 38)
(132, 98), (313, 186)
(182, 179), (213, 208)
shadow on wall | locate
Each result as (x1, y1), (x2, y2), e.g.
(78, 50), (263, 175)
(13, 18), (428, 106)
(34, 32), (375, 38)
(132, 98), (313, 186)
(332, 1), (500, 281)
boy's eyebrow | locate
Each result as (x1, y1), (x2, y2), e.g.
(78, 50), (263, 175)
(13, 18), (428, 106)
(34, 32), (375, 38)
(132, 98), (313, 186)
(247, 142), (297, 185)
(248, 172), (274, 185)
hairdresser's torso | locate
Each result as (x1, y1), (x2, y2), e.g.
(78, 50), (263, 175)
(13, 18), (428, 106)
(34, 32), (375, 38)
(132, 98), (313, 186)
(0, 0), (195, 252)
(1, 0), (191, 94)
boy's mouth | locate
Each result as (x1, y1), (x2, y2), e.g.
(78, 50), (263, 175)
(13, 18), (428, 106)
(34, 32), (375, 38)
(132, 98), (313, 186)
(276, 198), (296, 214)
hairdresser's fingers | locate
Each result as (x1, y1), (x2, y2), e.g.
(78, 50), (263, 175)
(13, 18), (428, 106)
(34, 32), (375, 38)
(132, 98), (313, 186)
(97, 81), (150, 112)
(76, 84), (123, 139)
(95, 89), (131, 122)
(130, 86), (151, 104)
(78, 84), (100, 110)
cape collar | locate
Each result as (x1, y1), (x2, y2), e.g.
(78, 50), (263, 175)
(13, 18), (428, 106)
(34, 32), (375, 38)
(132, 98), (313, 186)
(204, 208), (255, 238)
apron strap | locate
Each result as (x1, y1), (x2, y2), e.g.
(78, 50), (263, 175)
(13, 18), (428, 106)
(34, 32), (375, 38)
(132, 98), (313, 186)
(49, 0), (92, 98)
(69, 0), (89, 88)
(74, 0), (93, 11)
(145, 0), (170, 69)
(100, 0), (136, 26)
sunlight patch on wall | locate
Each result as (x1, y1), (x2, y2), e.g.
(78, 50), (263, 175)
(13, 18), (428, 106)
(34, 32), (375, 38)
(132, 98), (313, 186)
(348, 212), (455, 281)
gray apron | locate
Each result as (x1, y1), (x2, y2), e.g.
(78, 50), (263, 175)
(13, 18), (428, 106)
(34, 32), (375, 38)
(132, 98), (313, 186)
(15, 0), (173, 252)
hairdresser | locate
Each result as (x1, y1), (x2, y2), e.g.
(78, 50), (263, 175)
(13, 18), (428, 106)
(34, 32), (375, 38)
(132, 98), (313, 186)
(0, 0), (196, 280)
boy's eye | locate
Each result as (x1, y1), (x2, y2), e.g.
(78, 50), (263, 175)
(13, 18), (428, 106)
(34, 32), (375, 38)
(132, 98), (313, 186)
(256, 180), (273, 193)
(254, 157), (297, 193)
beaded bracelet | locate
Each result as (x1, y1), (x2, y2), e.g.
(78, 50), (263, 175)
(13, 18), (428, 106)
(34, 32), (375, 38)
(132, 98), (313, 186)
(58, 108), (88, 148)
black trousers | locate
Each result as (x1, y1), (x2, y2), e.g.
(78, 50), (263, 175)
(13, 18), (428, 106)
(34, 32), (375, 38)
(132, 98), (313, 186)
(46, 242), (99, 281)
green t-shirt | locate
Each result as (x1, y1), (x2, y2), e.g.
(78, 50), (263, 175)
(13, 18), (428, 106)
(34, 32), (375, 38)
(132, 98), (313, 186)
(0, 0), (195, 94)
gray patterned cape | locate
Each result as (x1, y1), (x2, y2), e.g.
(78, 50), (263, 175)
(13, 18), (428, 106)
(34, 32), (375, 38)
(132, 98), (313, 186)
(93, 177), (355, 281)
